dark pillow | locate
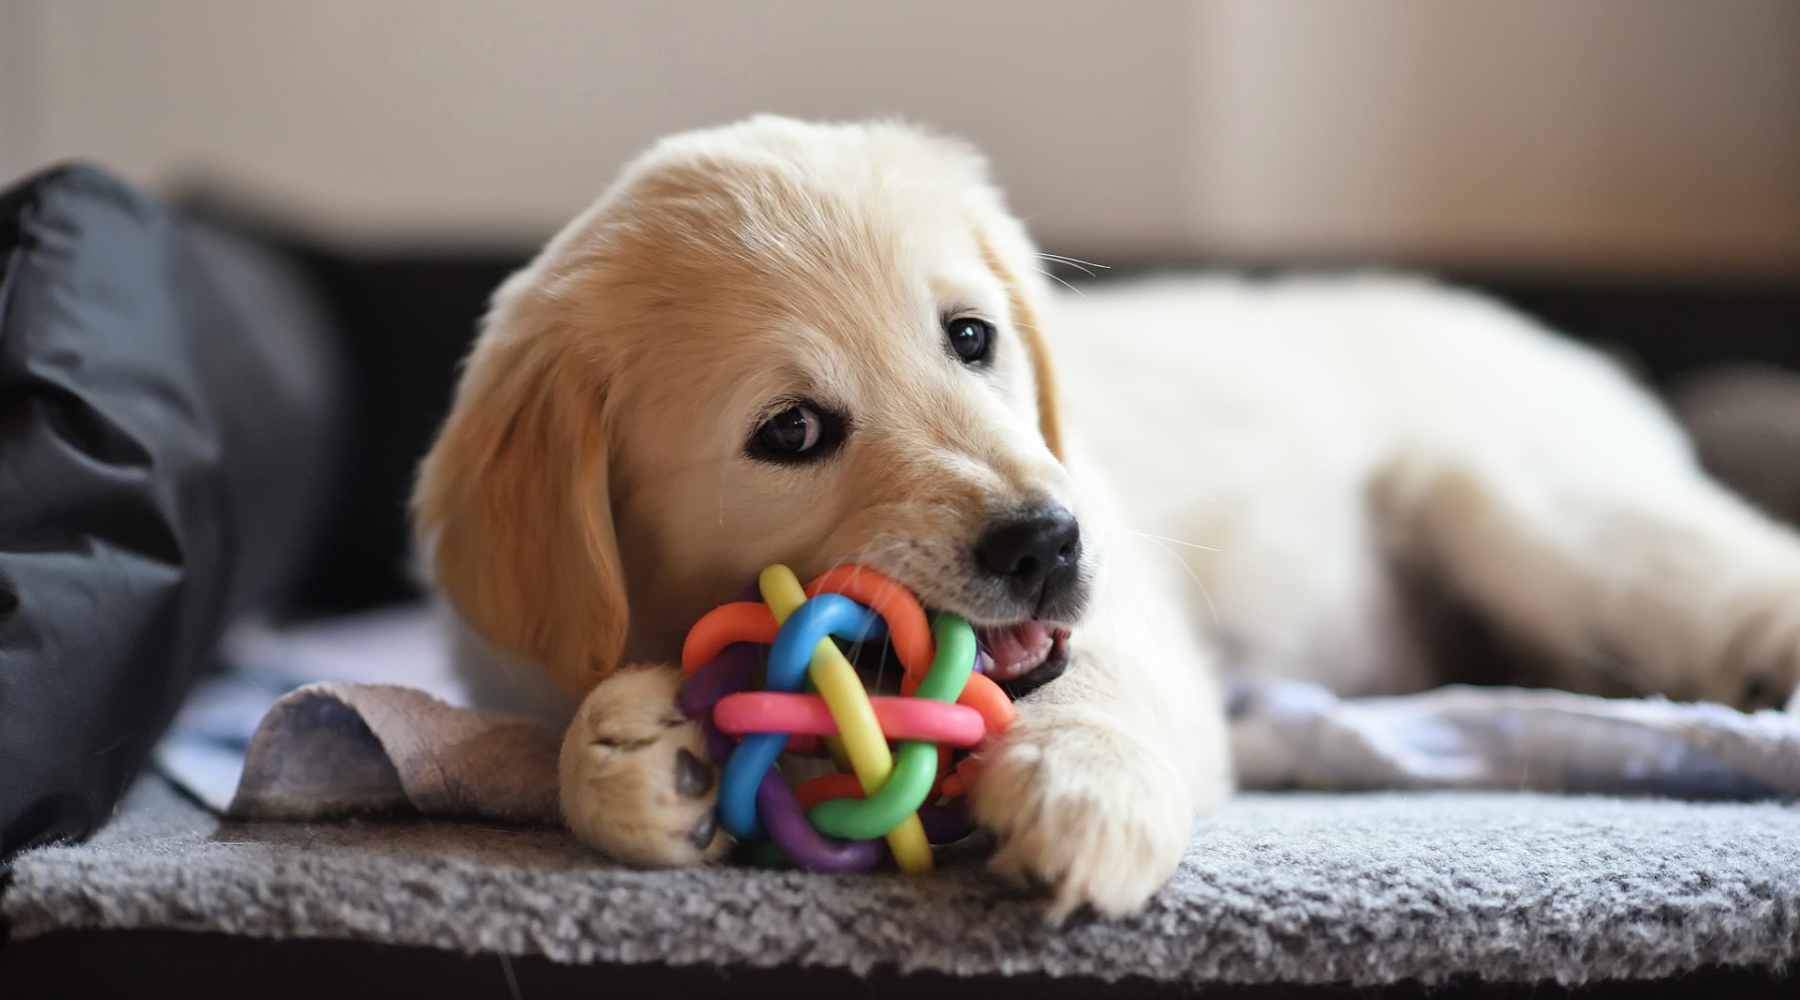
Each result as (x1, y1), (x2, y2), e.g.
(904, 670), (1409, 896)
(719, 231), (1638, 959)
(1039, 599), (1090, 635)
(0, 164), (340, 861)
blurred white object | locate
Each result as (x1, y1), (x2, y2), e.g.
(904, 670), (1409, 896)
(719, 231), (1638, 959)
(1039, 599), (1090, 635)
(1230, 676), (1800, 799)
(221, 604), (467, 703)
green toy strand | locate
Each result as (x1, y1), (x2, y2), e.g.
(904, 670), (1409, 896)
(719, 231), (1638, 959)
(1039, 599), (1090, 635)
(806, 613), (976, 840)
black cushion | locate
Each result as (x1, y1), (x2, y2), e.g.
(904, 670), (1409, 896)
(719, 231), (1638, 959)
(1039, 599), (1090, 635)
(0, 164), (340, 860)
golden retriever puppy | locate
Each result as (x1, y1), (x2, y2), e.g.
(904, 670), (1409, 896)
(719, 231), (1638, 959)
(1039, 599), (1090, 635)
(416, 116), (1800, 919)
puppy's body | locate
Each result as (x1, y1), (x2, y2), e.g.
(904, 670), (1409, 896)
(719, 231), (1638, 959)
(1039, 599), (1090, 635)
(1058, 275), (1800, 709)
(418, 117), (1800, 920)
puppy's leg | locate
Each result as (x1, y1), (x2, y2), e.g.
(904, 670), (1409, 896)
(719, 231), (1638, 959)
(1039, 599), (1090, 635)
(559, 665), (731, 865)
(1378, 326), (1800, 710)
(972, 545), (1232, 920)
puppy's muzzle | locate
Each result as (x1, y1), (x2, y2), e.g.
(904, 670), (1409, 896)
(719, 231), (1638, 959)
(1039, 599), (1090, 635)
(975, 506), (1083, 616)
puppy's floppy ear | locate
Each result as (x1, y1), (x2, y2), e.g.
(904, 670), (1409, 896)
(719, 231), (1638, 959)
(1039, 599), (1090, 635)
(903, 120), (1064, 460)
(977, 230), (1065, 463)
(413, 292), (627, 693)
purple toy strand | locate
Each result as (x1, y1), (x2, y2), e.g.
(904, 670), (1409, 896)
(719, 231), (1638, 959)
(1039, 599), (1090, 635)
(681, 643), (760, 716)
(682, 643), (762, 765)
(756, 768), (886, 872)
(698, 717), (735, 766)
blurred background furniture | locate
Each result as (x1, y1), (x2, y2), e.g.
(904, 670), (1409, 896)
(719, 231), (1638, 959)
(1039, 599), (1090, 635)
(5, 0), (1792, 617)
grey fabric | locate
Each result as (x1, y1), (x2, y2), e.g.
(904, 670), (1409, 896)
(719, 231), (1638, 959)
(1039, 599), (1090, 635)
(156, 604), (1800, 829)
(7, 773), (1798, 988)
(227, 682), (560, 824)
(208, 676), (1800, 836)
(154, 605), (469, 812)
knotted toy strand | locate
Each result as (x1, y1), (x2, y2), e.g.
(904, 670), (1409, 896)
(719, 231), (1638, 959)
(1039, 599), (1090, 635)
(679, 563), (1015, 873)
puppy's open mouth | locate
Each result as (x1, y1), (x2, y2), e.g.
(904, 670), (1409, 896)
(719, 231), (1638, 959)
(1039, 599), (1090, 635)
(840, 618), (1070, 698)
(976, 621), (1071, 697)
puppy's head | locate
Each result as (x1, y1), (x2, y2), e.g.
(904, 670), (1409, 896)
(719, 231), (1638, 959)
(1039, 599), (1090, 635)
(415, 116), (1088, 693)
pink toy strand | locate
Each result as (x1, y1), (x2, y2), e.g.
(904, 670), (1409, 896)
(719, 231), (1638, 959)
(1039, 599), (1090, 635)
(713, 691), (986, 747)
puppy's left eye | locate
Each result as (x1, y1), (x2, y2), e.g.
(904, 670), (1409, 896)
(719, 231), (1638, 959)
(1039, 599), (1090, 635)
(748, 403), (844, 464)
(945, 317), (993, 365)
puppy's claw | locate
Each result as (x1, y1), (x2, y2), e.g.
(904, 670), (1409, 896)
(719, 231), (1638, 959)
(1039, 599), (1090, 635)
(675, 748), (714, 798)
(1020, 866), (1057, 900)
(971, 707), (1204, 922)
(687, 810), (718, 850)
(559, 666), (731, 867)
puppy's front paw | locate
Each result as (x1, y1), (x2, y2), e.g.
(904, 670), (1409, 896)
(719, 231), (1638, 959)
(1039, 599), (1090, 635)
(559, 665), (730, 866)
(971, 707), (1196, 921)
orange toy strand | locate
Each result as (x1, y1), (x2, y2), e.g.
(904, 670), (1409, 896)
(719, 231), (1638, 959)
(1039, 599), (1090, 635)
(929, 743), (953, 799)
(955, 672), (1016, 735)
(936, 674), (1014, 797)
(805, 565), (935, 683)
(940, 756), (983, 799)
(681, 602), (779, 673)
(934, 674), (1016, 799)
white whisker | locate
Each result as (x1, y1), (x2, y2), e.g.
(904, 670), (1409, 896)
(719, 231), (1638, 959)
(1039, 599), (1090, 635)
(1029, 266), (1087, 300)
(1035, 254), (1100, 278)
(1130, 531), (1219, 552)
(1175, 487), (1236, 517)
(1137, 536), (1222, 628)
(1037, 253), (1110, 275)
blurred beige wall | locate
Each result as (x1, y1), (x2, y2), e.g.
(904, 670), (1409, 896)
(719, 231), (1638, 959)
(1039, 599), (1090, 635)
(1187, 0), (1800, 281)
(3, 0), (1797, 281)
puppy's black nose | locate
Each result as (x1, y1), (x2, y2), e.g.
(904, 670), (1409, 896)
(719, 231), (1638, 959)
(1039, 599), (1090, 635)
(976, 507), (1082, 606)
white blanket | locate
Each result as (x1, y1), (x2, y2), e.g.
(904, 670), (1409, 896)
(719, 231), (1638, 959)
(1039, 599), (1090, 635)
(1229, 676), (1800, 798)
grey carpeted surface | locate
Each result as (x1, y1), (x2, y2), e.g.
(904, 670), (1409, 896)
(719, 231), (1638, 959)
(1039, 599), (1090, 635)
(6, 775), (1799, 988)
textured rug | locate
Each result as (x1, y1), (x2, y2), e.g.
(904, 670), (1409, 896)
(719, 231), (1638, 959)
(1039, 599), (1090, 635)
(6, 774), (1799, 989)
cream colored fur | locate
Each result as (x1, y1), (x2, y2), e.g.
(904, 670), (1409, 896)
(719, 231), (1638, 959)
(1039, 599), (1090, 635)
(415, 116), (1800, 920)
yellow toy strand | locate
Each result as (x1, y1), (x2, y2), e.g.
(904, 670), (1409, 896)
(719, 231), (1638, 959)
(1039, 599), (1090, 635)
(758, 565), (934, 873)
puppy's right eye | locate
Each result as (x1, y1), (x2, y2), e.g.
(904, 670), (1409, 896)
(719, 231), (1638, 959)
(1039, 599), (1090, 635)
(758, 406), (820, 453)
(749, 404), (842, 463)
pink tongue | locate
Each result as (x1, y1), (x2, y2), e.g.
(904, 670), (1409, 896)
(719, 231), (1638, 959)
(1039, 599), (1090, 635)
(983, 621), (1053, 681)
